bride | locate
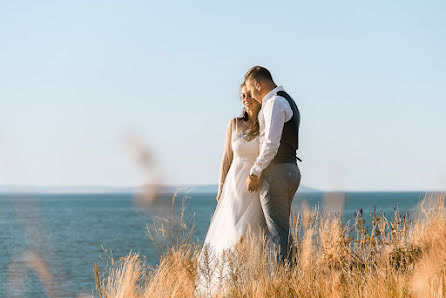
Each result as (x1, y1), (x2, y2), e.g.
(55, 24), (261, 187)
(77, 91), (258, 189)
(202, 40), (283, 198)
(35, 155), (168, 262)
(196, 83), (267, 295)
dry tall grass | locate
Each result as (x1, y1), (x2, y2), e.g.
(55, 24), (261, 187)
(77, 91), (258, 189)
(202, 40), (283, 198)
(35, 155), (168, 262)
(95, 195), (446, 298)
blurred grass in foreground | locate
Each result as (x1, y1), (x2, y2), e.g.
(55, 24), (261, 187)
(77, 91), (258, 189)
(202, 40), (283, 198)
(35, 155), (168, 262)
(94, 194), (446, 298)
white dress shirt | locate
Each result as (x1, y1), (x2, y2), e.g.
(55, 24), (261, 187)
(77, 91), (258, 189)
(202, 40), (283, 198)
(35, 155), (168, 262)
(249, 86), (293, 176)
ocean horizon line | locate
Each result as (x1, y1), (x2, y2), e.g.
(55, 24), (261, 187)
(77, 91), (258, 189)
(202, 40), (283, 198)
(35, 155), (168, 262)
(0, 184), (443, 194)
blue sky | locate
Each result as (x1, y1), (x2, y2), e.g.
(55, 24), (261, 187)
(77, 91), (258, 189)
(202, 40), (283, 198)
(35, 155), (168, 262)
(1, 0), (445, 191)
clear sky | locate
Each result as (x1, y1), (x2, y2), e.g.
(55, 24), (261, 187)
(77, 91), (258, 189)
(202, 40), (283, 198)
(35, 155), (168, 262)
(1, 0), (445, 191)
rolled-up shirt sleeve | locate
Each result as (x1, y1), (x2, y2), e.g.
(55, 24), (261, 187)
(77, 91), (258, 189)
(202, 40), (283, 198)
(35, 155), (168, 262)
(250, 97), (292, 176)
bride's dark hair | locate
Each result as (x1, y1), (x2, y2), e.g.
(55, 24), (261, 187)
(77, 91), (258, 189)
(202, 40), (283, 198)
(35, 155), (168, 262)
(238, 81), (259, 137)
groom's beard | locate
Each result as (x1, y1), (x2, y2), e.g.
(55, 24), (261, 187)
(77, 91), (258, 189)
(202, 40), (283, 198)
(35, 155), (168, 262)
(253, 96), (262, 105)
(255, 90), (267, 105)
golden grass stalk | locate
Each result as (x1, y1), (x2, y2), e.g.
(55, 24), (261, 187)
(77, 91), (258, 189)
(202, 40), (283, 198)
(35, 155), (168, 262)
(96, 195), (446, 298)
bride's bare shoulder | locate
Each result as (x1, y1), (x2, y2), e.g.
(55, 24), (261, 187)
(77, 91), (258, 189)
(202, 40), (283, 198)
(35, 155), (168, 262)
(228, 117), (238, 129)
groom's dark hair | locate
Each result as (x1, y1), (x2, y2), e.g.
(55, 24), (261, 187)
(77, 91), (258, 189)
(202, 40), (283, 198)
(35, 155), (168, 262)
(244, 66), (274, 83)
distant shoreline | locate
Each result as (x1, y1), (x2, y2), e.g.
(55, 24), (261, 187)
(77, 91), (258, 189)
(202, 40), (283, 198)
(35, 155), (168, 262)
(0, 184), (442, 195)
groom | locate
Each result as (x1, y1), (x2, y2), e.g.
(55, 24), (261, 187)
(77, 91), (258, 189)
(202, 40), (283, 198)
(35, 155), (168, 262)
(244, 66), (301, 262)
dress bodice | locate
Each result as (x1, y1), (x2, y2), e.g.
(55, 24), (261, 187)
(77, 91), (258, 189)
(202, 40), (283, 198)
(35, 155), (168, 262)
(231, 119), (260, 160)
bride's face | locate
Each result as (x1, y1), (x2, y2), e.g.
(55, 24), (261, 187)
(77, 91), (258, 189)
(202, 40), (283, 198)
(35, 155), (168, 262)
(241, 85), (261, 114)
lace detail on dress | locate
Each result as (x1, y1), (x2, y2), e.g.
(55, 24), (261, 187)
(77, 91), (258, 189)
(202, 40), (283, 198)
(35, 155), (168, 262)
(233, 118), (260, 143)
(235, 129), (257, 142)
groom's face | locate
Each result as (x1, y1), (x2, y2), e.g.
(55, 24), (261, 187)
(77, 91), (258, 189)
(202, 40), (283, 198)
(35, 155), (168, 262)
(245, 79), (262, 104)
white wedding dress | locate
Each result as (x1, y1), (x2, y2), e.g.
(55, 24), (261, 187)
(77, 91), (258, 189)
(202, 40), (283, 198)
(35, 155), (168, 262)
(196, 119), (267, 296)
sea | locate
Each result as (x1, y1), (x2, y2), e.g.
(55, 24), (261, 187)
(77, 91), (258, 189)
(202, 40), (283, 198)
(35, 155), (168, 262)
(0, 187), (434, 297)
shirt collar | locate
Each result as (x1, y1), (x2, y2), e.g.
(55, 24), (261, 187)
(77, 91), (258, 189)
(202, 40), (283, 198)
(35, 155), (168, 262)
(262, 85), (284, 104)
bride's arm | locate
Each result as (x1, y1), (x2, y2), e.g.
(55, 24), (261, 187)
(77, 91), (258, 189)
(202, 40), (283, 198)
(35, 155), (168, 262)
(216, 118), (234, 201)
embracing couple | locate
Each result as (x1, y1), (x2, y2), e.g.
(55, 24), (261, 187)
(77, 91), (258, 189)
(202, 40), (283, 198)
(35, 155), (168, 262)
(197, 66), (301, 292)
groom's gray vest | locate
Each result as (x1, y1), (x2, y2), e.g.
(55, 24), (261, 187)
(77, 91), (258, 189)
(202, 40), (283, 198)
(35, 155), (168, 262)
(271, 91), (300, 165)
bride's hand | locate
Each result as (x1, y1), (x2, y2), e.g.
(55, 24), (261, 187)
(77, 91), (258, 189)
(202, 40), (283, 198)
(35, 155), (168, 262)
(216, 190), (222, 202)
